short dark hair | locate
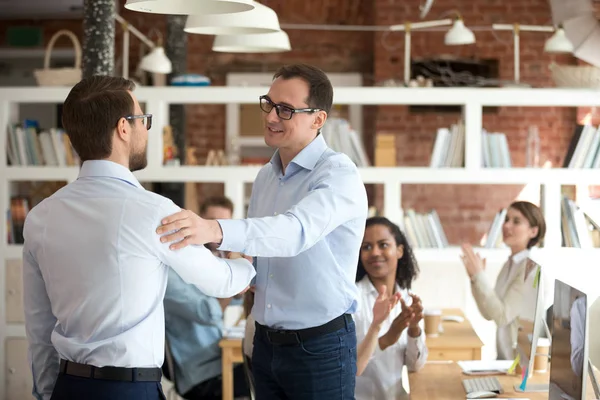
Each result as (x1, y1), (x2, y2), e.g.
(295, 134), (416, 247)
(273, 63), (333, 115)
(62, 75), (136, 162)
(356, 216), (420, 290)
(199, 196), (234, 216)
(508, 201), (546, 248)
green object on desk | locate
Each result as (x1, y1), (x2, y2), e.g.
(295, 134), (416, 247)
(6, 27), (42, 47)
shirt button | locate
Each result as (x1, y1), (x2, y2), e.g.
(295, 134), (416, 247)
(273, 212), (278, 216)
(279, 182), (284, 186)
(267, 304), (272, 309)
(269, 274), (273, 278)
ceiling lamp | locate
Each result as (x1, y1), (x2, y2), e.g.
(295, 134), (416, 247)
(544, 27), (574, 53)
(185, 2), (280, 35)
(444, 17), (476, 45)
(140, 47), (172, 74)
(212, 31), (291, 53)
(124, 0), (254, 15)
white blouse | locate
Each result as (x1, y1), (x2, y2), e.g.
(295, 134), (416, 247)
(355, 276), (428, 400)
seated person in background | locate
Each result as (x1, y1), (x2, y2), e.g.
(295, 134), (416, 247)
(164, 196), (249, 400)
(200, 196), (235, 257)
(461, 200), (546, 360)
(354, 216), (428, 400)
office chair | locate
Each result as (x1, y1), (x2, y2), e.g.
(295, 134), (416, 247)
(241, 339), (256, 400)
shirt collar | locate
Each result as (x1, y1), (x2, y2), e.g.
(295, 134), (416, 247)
(78, 160), (143, 189)
(510, 248), (530, 265)
(361, 275), (401, 297)
(269, 134), (328, 174)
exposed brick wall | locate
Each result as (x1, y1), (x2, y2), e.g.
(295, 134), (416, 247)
(3, 0), (585, 244)
(372, 0), (579, 245)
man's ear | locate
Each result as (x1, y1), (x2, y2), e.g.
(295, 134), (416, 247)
(116, 117), (130, 143)
(311, 111), (328, 131)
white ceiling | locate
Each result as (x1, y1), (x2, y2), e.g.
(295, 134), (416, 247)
(0, 0), (83, 19)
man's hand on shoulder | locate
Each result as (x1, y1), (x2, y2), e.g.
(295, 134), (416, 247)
(156, 209), (224, 250)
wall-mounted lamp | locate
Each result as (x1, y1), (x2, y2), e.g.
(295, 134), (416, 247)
(492, 23), (573, 84)
(115, 14), (172, 79)
(389, 16), (475, 85)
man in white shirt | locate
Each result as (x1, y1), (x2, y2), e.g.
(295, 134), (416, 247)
(22, 76), (255, 400)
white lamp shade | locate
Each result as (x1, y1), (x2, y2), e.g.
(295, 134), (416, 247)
(185, 2), (280, 35)
(140, 47), (172, 74)
(213, 31), (291, 53)
(544, 28), (574, 53)
(125, 0), (254, 15)
(444, 19), (475, 45)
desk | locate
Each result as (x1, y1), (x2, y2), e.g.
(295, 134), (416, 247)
(427, 309), (484, 361)
(217, 308), (483, 399)
(219, 338), (243, 400)
(408, 362), (549, 399)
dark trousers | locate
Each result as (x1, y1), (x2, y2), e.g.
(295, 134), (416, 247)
(182, 365), (249, 400)
(50, 373), (166, 400)
(252, 319), (357, 400)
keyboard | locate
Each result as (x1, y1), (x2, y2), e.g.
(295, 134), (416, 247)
(462, 376), (504, 394)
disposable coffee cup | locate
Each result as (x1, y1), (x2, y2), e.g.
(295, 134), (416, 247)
(424, 309), (442, 337)
(533, 338), (550, 372)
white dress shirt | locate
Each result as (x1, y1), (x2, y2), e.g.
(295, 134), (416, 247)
(354, 276), (428, 400)
(217, 134), (368, 329)
(471, 249), (531, 360)
(22, 160), (256, 400)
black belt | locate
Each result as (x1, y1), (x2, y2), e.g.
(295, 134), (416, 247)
(59, 359), (162, 382)
(256, 314), (353, 345)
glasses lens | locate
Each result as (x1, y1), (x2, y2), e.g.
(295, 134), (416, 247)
(278, 106), (293, 120)
(147, 115), (152, 130)
(260, 97), (273, 113)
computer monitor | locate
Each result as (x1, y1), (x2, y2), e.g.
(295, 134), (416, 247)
(514, 258), (552, 392)
(548, 279), (588, 400)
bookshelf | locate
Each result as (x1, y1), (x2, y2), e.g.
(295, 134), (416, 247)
(1, 85), (600, 399)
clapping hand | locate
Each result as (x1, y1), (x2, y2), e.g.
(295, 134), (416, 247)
(460, 243), (486, 278)
(380, 297), (413, 349)
(372, 285), (401, 328)
(408, 293), (423, 328)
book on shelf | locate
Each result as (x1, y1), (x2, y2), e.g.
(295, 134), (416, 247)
(429, 121), (465, 168)
(6, 123), (80, 167)
(481, 130), (512, 168)
(483, 208), (508, 248)
(7, 197), (29, 245)
(402, 208), (448, 249)
(561, 196), (600, 248)
(563, 124), (600, 169)
(321, 117), (370, 167)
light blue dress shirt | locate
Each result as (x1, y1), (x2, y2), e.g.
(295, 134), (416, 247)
(22, 160), (255, 400)
(164, 268), (224, 394)
(218, 134), (368, 330)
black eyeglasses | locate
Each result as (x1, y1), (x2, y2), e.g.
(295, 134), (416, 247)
(124, 114), (153, 130)
(259, 95), (321, 121)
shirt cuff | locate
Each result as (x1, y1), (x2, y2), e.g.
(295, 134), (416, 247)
(217, 219), (247, 253)
(407, 331), (426, 356)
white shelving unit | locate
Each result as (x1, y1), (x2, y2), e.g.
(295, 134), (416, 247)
(1, 85), (600, 399)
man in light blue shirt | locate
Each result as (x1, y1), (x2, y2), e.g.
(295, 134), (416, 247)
(157, 64), (368, 399)
(164, 196), (249, 399)
(22, 76), (255, 400)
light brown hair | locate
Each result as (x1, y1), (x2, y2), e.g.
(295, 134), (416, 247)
(509, 201), (546, 248)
